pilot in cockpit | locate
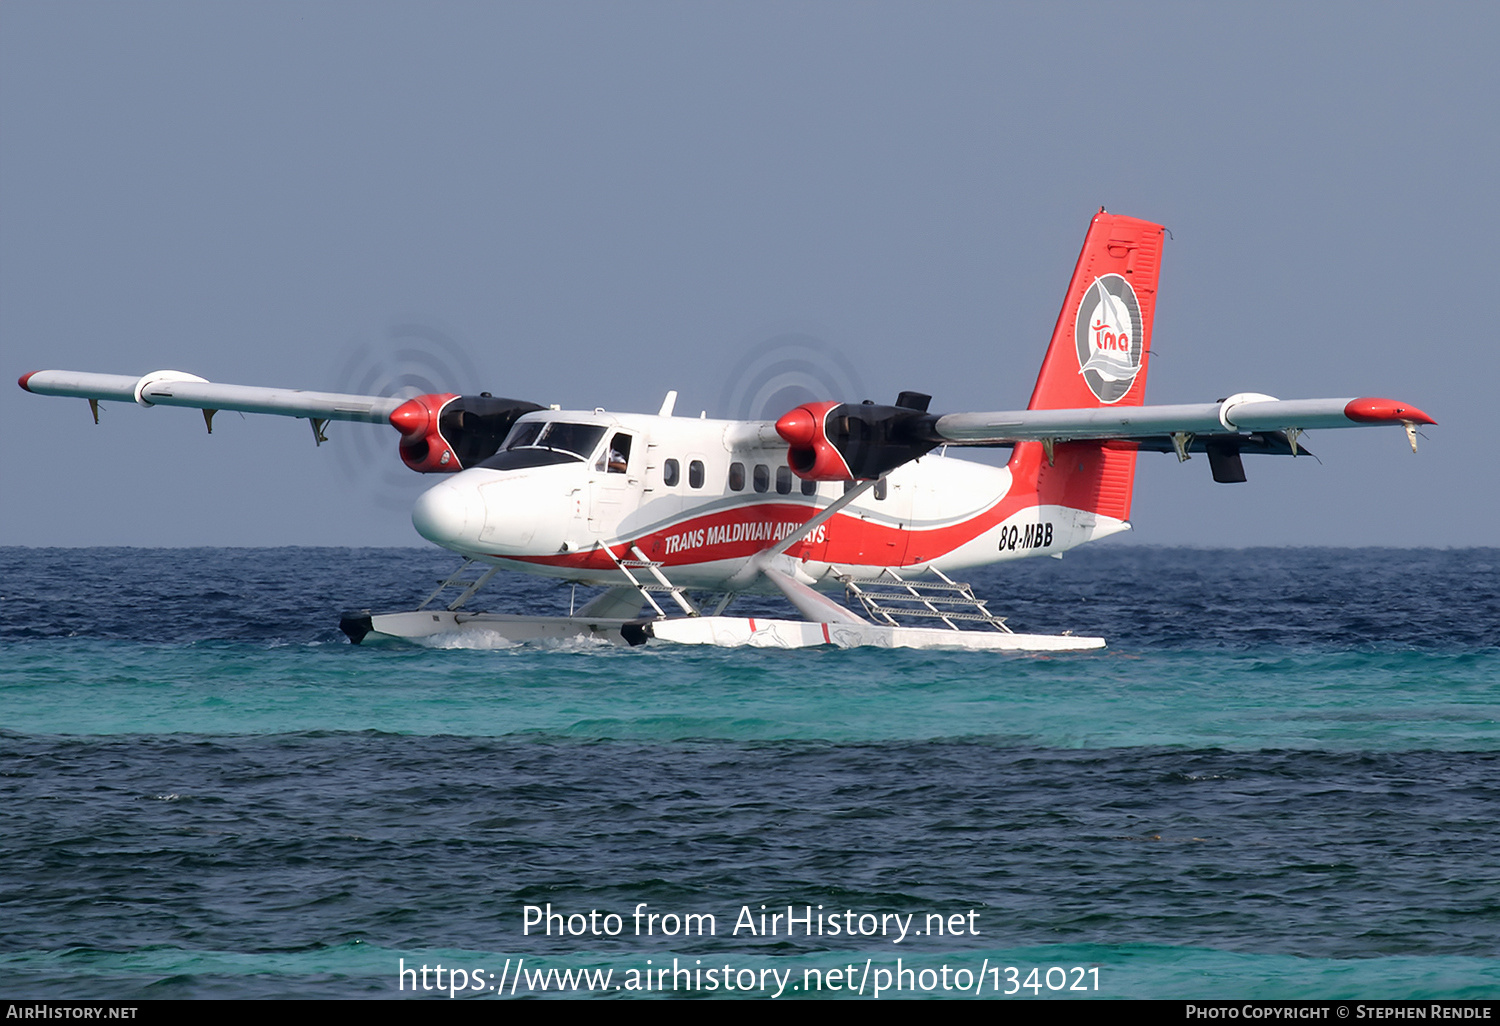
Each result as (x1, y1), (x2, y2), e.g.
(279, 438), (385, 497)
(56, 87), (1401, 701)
(603, 433), (631, 473)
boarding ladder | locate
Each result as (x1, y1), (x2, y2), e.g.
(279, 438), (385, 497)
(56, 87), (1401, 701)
(417, 558), (502, 612)
(838, 567), (1014, 633)
(600, 544), (700, 618)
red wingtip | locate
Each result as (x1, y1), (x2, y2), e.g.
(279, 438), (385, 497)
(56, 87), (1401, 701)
(1344, 397), (1436, 426)
(18, 371), (38, 392)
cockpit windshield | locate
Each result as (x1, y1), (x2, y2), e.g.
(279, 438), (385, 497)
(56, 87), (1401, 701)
(477, 420), (609, 472)
(502, 420), (606, 461)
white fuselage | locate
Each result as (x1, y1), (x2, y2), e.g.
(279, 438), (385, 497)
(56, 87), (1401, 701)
(410, 408), (1128, 592)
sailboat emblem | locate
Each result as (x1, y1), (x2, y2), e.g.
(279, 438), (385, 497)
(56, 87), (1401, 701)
(1074, 274), (1143, 403)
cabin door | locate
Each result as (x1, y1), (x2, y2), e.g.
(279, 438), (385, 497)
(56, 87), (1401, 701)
(588, 430), (642, 534)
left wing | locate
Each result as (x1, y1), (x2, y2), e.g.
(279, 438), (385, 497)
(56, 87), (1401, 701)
(930, 394), (1433, 444)
(773, 391), (1435, 484)
(770, 210), (1434, 486)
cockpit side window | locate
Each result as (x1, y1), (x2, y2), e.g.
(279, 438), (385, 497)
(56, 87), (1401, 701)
(597, 433), (632, 473)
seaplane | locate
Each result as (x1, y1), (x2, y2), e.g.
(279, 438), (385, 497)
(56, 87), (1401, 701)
(17, 210), (1434, 651)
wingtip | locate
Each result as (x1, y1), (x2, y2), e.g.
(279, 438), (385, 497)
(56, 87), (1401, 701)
(1344, 397), (1436, 426)
(18, 371), (38, 392)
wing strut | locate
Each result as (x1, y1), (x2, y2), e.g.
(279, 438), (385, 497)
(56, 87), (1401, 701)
(761, 568), (867, 625)
(752, 478), (877, 566)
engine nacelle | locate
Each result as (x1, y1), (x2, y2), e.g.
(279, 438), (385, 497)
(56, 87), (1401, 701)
(389, 393), (545, 473)
(774, 393), (939, 481)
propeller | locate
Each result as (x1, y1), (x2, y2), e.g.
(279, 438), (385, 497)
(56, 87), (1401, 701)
(328, 321), (487, 509)
(716, 330), (866, 421)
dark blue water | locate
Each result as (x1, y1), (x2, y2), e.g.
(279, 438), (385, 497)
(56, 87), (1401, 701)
(1, 547), (1497, 999)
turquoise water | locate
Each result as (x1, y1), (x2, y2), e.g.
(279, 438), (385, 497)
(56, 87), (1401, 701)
(2, 547), (1497, 999)
(4, 642), (1496, 750)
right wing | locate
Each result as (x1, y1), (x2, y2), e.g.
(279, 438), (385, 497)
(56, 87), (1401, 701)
(18, 369), (404, 423)
(18, 368), (542, 473)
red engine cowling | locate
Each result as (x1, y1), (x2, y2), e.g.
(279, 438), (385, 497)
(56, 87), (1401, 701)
(775, 396), (938, 481)
(390, 393), (461, 473)
(389, 392), (547, 473)
(775, 401), (853, 480)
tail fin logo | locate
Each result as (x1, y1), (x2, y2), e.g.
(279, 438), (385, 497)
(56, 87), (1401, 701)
(1076, 274), (1144, 403)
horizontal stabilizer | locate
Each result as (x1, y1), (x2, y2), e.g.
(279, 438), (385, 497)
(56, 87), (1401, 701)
(1126, 430), (1308, 458)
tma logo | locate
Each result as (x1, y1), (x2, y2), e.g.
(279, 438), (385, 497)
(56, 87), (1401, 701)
(1074, 274), (1143, 403)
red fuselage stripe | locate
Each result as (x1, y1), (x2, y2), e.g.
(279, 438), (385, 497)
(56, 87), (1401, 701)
(502, 484), (1056, 572)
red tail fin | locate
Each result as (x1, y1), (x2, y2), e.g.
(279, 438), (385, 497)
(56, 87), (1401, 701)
(1009, 210), (1166, 522)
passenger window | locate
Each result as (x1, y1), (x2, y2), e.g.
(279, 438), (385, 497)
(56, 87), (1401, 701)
(729, 462), (745, 491)
(662, 459), (679, 487)
(753, 464), (770, 493)
(689, 460), (705, 489)
(801, 478), (817, 496)
(775, 466), (792, 494)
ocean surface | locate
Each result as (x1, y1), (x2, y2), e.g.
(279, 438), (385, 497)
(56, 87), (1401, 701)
(1, 546), (1497, 1000)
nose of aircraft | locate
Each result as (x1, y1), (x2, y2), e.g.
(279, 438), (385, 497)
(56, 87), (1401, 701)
(411, 478), (486, 550)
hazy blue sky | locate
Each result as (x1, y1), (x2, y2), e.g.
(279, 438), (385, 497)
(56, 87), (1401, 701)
(3, 2), (1495, 547)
